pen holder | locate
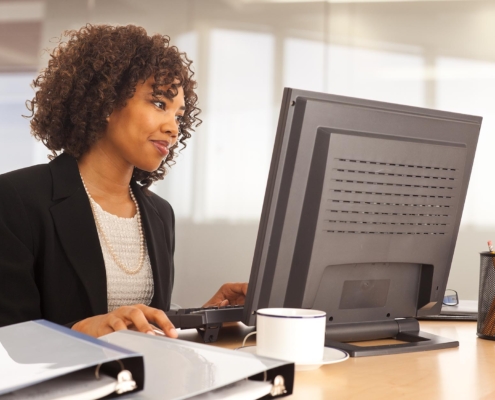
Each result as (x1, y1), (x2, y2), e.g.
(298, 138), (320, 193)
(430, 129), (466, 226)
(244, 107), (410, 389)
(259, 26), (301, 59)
(477, 252), (495, 340)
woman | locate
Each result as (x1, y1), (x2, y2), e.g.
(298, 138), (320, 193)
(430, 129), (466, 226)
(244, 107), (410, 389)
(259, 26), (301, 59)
(0, 24), (247, 337)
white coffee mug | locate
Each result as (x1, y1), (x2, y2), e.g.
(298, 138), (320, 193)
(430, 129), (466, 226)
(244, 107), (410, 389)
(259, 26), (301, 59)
(256, 308), (326, 364)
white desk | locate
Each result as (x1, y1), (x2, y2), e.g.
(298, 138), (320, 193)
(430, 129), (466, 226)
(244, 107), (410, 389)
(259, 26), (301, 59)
(179, 321), (495, 399)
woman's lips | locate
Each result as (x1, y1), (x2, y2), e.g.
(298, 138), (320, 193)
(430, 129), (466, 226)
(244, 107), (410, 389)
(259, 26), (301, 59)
(151, 140), (169, 156)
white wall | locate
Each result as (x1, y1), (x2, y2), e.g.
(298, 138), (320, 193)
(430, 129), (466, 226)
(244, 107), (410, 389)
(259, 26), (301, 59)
(1, 0), (495, 306)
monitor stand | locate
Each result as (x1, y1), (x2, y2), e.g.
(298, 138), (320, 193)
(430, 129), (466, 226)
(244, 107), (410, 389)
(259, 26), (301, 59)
(324, 318), (459, 357)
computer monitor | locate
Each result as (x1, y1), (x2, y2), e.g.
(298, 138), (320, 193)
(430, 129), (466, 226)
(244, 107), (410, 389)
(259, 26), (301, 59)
(242, 88), (481, 357)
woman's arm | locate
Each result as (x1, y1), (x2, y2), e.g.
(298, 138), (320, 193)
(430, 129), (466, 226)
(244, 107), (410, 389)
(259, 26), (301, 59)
(0, 177), (40, 327)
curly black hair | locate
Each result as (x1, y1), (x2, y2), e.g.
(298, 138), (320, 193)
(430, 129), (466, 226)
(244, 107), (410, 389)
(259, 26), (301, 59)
(26, 24), (200, 189)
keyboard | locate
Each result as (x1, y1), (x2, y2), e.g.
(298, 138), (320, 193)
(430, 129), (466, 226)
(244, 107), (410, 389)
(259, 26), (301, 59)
(165, 305), (245, 343)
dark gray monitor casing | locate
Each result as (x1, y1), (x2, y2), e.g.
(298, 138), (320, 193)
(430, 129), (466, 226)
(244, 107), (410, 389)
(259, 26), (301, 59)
(243, 88), (481, 356)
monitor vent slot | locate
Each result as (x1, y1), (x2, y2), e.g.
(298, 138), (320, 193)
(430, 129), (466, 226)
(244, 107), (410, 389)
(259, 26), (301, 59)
(335, 158), (457, 172)
(324, 157), (458, 236)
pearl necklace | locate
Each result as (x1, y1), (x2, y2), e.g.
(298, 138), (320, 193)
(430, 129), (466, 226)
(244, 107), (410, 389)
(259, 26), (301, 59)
(80, 175), (145, 275)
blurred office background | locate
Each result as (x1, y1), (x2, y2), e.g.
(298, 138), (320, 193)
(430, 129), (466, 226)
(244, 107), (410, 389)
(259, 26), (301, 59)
(0, 0), (493, 305)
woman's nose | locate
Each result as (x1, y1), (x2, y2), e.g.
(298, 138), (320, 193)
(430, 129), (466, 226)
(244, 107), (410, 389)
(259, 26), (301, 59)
(160, 116), (179, 137)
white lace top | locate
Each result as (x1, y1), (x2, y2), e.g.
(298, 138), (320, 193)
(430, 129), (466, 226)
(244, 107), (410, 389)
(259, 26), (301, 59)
(90, 199), (154, 312)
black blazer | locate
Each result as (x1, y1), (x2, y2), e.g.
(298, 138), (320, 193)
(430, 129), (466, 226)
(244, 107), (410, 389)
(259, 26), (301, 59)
(0, 153), (175, 328)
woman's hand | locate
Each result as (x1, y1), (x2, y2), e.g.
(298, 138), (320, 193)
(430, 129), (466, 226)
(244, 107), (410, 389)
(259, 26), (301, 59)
(202, 282), (248, 308)
(71, 304), (178, 338)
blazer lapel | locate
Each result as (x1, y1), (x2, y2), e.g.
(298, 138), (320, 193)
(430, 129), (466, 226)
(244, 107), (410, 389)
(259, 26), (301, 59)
(131, 181), (171, 311)
(49, 154), (108, 316)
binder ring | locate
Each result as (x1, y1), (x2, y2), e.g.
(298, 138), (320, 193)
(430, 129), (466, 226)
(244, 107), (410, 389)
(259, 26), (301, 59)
(95, 359), (125, 380)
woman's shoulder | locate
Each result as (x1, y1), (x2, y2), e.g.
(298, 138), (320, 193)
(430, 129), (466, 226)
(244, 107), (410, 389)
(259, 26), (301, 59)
(0, 165), (52, 233)
(0, 163), (52, 196)
(143, 189), (174, 217)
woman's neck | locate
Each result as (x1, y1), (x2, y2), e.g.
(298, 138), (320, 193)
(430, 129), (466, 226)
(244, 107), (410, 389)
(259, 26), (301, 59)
(77, 145), (137, 217)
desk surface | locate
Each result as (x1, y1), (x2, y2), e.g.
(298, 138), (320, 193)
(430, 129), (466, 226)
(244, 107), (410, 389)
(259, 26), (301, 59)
(178, 321), (495, 400)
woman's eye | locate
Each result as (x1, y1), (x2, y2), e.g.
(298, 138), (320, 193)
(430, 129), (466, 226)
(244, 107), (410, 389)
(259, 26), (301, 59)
(175, 115), (184, 123)
(153, 101), (166, 110)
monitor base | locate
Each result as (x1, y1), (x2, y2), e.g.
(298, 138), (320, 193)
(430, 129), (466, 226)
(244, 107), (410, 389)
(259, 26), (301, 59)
(324, 318), (459, 357)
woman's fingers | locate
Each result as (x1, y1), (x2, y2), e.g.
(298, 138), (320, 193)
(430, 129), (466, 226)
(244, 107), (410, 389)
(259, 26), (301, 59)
(221, 282), (249, 304)
(226, 282), (248, 296)
(240, 283), (248, 296)
(138, 305), (178, 338)
(116, 306), (157, 335)
(72, 305), (179, 338)
(202, 282), (249, 308)
(106, 314), (128, 333)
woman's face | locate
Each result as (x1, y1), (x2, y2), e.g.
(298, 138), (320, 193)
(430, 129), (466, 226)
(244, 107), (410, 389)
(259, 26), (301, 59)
(100, 76), (185, 172)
